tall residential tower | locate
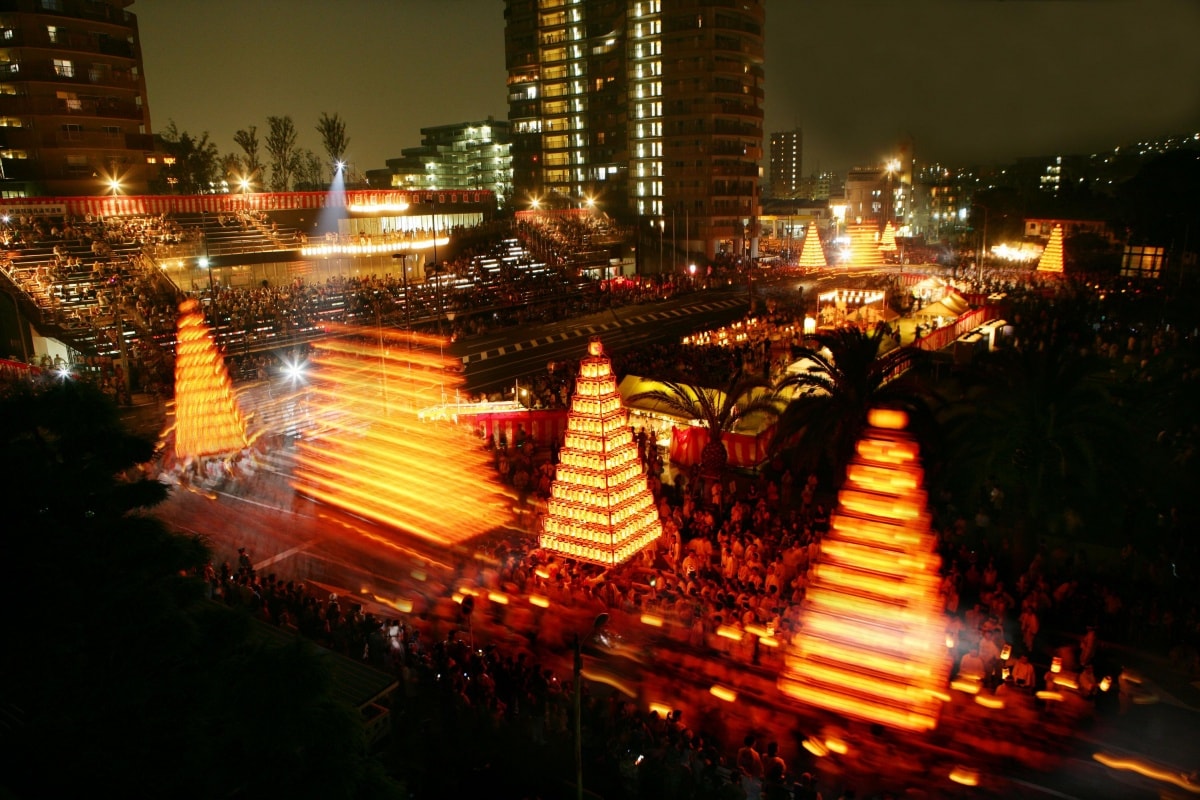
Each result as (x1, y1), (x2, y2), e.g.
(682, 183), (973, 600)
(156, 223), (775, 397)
(504, 0), (764, 263)
(0, 0), (155, 196)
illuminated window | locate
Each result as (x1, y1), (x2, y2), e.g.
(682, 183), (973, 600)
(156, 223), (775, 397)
(46, 25), (58, 43)
(53, 58), (74, 77)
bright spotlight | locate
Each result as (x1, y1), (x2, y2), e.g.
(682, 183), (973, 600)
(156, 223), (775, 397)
(282, 358), (308, 382)
(239, 177), (251, 192)
(108, 177), (122, 195)
(335, 160), (346, 174)
(55, 367), (72, 381)
(198, 256), (209, 269)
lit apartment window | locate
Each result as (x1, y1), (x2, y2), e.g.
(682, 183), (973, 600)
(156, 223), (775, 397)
(53, 58), (74, 78)
(3, 29), (14, 40)
(0, 149), (28, 159)
(41, 0), (64, 10)
(46, 25), (58, 43)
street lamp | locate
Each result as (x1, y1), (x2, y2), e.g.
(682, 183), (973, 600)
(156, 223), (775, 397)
(574, 612), (609, 800)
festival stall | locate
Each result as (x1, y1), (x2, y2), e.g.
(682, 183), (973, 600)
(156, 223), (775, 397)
(616, 375), (776, 470)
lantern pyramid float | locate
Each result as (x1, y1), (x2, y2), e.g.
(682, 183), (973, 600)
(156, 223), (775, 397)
(846, 222), (886, 268)
(539, 338), (662, 567)
(878, 221), (898, 255)
(778, 408), (952, 732)
(291, 325), (507, 546)
(172, 297), (248, 459)
(797, 224), (828, 268)
(1036, 224), (1064, 273)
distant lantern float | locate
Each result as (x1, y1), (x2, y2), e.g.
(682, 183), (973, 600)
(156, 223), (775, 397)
(797, 224), (828, 268)
(1036, 224), (1065, 274)
(878, 221), (898, 254)
(538, 338), (663, 567)
(290, 324), (507, 546)
(845, 222), (886, 268)
(171, 298), (248, 459)
(778, 408), (953, 732)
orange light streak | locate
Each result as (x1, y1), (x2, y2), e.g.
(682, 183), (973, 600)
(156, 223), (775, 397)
(709, 685), (738, 703)
(171, 298), (248, 458)
(949, 766), (980, 786)
(530, 595), (550, 608)
(1092, 752), (1200, 793)
(291, 328), (508, 547)
(779, 409), (952, 732)
(640, 614), (664, 627)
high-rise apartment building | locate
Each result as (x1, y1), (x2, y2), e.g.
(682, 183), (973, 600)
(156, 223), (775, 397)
(504, 0), (764, 263)
(377, 118), (513, 208)
(769, 128), (801, 199)
(0, 0), (155, 197)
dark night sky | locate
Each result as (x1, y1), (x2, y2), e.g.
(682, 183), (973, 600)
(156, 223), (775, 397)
(136, 0), (1200, 178)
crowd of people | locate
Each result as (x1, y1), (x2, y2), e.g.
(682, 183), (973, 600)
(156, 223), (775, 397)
(181, 263), (1200, 798)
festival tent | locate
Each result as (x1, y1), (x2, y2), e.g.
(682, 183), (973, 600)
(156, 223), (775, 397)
(617, 375), (777, 470)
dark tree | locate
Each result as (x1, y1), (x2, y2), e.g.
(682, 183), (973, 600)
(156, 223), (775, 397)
(0, 381), (402, 800)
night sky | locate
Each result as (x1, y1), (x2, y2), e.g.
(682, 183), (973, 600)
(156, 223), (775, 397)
(136, 0), (1200, 178)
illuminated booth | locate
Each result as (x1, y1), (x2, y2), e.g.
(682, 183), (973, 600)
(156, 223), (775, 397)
(778, 408), (952, 732)
(539, 339), (662, 567)
(172, 298), (248, 459)
(616, 375), (776, 471)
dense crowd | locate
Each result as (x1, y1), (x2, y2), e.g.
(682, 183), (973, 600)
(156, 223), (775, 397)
(183, 266), (1200, 798)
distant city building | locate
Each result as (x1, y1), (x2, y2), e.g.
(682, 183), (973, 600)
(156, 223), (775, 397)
(0, 0), (156, 197)
(372, 118), (512, 208)
(843, 141), (913, 233)
(769, 128), (801, 198)
(503, 0), (765, 262)
(798, 171), (834, 202)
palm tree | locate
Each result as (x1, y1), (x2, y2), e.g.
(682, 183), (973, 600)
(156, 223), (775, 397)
(627, 370), (781, 481)
(772, 324), (933, 485)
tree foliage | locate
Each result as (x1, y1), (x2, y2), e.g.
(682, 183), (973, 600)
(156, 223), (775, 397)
(316, 111), (350, 170)
(772, 324), (935, 484)
(265, 115), (300, 192)
(628, 370), (779, 480)
(0, 381), (403, 800)
(150, 119), (219, 194)
(233, 124), (263, 185)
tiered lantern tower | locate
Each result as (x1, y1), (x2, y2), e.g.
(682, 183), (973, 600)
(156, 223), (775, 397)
(172, 298), (248, 459)
(778, 408), (952, 732)
(1036, 224), (1065, 273)
(878, 221), (898, 255)
(291, 326), (506, 546)
(846, 222), (886, 268)
(797, 224), (828, 268)
(539, 338), (662, 567)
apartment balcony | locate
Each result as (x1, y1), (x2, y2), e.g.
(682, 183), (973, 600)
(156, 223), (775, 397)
(0, 93), (145, 120)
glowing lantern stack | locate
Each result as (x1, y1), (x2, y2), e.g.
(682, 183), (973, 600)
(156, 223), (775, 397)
(291, 325), (507, 546)
(1036, 224), (1064, 273)
(778, 408), (952, 732)
(797, 225), (828, 268)
(539, 338), (662, 567)
(846, 223), (886, 268)
(878, 221), (898, 254)
(172, 298), (248, 458)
